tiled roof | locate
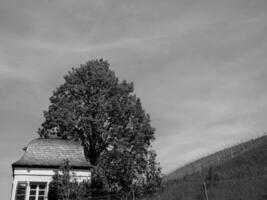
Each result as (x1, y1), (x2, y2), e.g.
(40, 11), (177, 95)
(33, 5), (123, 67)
(12, 138), (91, 169)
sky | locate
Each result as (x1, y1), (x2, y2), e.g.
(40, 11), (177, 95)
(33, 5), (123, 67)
(1, 0), (267, 199)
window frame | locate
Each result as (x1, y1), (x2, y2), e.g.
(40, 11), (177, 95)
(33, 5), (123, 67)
(15, 181), (27, 200)
(29, 182), (47, 200)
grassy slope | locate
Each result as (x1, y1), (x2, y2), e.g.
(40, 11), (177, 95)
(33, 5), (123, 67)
(155, 135), (267, 200)
(165, 135), (267, 181)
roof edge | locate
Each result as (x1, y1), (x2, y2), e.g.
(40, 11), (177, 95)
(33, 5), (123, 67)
(12, 163), (92, 170)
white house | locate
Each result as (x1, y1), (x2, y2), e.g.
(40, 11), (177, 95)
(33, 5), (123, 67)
(11, 138), (92, 200)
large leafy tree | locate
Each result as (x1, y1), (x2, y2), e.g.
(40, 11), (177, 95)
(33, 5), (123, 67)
(38, 59), (161, 196)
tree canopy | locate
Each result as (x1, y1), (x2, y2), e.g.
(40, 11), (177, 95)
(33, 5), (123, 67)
(39, 59), (161, 196)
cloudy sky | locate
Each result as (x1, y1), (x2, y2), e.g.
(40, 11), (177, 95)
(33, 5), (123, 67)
(1, 0), (267, 198)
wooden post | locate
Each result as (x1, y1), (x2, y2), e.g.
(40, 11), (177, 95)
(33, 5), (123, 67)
(203, 182), (209, 200)
(132, 188), (135, 200)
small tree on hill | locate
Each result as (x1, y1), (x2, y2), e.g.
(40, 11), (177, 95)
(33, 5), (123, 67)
(48, 160), (90, 200)
(205, 167), (220, 189)
(39, 59), (162, 197)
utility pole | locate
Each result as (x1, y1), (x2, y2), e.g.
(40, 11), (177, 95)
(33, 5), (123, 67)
(203, 182), (209, 200)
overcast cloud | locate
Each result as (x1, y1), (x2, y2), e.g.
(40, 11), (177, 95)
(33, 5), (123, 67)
(1, 0), (267, 199)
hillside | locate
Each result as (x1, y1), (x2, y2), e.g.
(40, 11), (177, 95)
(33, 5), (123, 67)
(165, 135), (267, 181)
(154, 135), (267, 200)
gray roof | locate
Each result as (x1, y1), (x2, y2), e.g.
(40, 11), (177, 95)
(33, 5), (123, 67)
(12, 138), (91, 169)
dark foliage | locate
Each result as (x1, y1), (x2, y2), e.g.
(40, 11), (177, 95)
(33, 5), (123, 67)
(48, 160), (91, 200)
(204, 167), (219, 189)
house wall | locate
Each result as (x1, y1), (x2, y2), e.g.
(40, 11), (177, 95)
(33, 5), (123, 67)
(11, 167), (91, 200)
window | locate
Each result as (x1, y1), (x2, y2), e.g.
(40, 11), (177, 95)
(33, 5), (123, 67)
(29, 183), (46, 200)
(15, 182), (27, 200)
